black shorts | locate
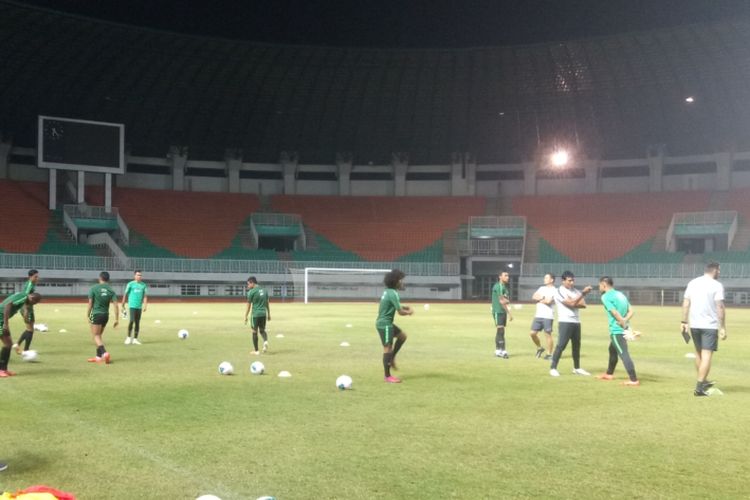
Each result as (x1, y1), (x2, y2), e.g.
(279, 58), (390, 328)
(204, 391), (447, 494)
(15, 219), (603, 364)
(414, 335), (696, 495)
(376, 324), (402, 346)
(493, 312), (507, 328)
(250, 316), (267, 330)
(691, 328), (718, 352)
(90, 313), (109, 327)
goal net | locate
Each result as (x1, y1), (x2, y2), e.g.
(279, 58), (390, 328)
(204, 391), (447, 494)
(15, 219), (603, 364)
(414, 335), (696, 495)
(290, 267), (392, 303)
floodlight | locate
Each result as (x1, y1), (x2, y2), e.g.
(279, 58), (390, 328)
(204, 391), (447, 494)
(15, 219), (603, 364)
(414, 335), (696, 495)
(550, 149), (569, 168)
(685, 96), (695, 103)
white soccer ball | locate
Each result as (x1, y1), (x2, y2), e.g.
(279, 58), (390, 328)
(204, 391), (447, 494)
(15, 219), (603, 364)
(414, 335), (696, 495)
(250, 361), (265, 375)
(218, 361), (234, 375)
(178, 329), (189, 340)
(336, 375), (353, 390)
(33, 323), (48, 332)
(21, 350), (39, 362)
(423, 304), (430, 311)
(196, 495), (222, 500)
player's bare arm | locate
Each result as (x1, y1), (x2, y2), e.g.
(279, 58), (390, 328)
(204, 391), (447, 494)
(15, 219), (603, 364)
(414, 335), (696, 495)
(624, 305), (634, 323)
(680, 298), (691, 332)
(244, 302), (252, 324)
(112, 302), (119, 328)
(610, 308), (628, 329)
(717, 300), (726, 340)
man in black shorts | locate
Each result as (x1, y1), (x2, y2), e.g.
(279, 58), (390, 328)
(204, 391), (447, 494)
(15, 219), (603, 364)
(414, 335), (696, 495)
(681, 262), (726, 396)
(244, 276), (271, 355)
(87, 272), (119, 364)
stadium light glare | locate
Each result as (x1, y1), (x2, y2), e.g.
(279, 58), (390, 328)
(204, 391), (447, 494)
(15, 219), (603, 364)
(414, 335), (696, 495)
(685, 96), (695, 103)
(550, 149), (569, 168)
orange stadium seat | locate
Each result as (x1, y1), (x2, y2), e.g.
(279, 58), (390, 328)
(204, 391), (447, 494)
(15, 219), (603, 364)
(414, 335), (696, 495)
(513, 191), (712, 262)
(87, 187), (260, 258)
(272, 195), (486, 261)
(0, 180), (49, 253)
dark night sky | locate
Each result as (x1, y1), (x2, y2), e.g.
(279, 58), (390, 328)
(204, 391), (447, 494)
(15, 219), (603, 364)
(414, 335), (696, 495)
(12, 0), (750, 47)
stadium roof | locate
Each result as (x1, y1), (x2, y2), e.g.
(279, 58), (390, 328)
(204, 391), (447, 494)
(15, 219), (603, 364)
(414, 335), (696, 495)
(1, 0), (750, 163)
(12, 0), (750, 49)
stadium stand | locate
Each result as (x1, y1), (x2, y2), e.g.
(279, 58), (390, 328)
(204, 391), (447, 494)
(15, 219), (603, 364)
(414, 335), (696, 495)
(1, 2), (750, 163)
(514, 191), (712, 262)
(86, 187), (260, 258)
(0, 180), (49, 253)
(272, 195), (486, 261)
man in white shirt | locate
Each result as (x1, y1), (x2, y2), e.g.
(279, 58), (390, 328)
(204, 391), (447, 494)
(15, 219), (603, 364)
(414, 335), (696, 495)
(681, 262), (727, 397)
(529, 273), (556, 360)
(549, 270), (592, 377)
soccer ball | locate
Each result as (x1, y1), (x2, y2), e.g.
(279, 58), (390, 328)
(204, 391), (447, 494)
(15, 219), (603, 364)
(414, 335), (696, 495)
(196, 496), (222, 500)
(178, 329), (189, 340)
(21, 350), (38, 362)
(423, 303), (430, 311)
(336, 375), (353, 390)
(218, 361), (234, 375)
(250, 361), (265, 375)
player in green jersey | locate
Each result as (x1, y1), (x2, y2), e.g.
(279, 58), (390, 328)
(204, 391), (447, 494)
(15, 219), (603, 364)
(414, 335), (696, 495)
(86, 272), (119, 364)
(376, 269), (413, 383)
(596, 277), (639, 386)
(1, 292), (42, 377)
(244, 276), (271, 355)
(491, 271), (513, 358)
(13, 269), (39, 354)
(122, 270), (148, 345)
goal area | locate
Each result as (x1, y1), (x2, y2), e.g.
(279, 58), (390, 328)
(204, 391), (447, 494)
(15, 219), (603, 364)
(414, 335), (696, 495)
(291, 267), (392, 303)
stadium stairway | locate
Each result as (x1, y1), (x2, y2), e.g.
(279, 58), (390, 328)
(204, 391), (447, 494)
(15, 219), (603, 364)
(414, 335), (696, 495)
(523, 228), (541, 263)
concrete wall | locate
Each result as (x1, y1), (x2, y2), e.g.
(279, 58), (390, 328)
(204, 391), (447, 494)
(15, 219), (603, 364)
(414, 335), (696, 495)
(7, 147), (750, 198)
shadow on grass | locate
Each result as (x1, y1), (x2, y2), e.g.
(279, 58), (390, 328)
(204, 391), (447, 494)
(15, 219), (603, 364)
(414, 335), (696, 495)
(714, 385), (749, 393)
(3, 452), (50, 474)
(399, 371), (467, 381)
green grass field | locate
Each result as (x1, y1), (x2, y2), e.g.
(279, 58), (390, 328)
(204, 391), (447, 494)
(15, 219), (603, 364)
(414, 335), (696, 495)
(2, 301), (748, 499)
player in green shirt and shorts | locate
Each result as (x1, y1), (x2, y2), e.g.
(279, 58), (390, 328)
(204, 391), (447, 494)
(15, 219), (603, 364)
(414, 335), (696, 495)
(122, 270), (148, 345)
(1, 291), (42, 377)
(244, 276), (271, 355)
(86, 272), (119, 364)
(376, 269), (413, 383)
(13, 269), (39, 354)
(491, 271), (513, 358)
(597, 276), (639, 386)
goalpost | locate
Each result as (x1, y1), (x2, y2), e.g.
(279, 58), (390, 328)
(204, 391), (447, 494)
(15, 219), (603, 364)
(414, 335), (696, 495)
(293, 267), (392, 304)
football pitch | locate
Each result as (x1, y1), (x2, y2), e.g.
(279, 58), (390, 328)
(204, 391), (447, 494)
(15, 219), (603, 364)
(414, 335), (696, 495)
(2, 301), (748, 499)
